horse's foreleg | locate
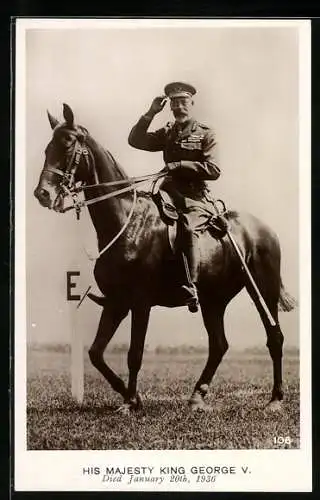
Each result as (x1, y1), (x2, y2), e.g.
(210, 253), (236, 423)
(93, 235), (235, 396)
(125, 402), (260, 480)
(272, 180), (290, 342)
(125, 305), (151, 410)
(89, 302), (129, 399)
(189, 301), (228, 410)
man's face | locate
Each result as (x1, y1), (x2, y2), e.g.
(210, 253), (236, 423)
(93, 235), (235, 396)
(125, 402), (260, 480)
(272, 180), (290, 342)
(170, 96), (193, 121)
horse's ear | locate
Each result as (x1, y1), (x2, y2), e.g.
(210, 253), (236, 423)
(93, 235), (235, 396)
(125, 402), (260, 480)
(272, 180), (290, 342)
(62, 103), (74, 127)
(47, 110), (59, 130)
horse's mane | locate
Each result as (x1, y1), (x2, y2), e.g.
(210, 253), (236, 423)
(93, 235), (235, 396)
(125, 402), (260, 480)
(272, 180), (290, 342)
(84, 133), (159, 200)
(85, 133), (128, 180)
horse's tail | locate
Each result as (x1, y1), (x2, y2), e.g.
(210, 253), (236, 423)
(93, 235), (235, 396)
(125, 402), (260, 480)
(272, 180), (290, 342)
(87, 292), (106, 307)
(278, 279), (297, 312)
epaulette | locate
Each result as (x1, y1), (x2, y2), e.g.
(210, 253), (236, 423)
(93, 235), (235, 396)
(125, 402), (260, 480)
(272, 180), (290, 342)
(197, 122), (211, 130)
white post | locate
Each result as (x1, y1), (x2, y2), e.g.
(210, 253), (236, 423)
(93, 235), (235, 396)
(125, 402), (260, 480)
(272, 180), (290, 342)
(67, 207), (96, 405)
(70, 302), (84, 404)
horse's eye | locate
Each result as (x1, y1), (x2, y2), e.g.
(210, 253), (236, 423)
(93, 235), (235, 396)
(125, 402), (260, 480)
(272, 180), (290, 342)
(59, 134), (76, 149)
(62, 133), (72, 141)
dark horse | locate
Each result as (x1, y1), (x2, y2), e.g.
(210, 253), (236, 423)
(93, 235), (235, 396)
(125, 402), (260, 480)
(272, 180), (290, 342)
(34, 104), (296, 413)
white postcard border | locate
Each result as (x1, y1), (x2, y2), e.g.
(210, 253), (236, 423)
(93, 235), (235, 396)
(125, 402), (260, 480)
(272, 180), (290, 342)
(14, 18), (312, 492)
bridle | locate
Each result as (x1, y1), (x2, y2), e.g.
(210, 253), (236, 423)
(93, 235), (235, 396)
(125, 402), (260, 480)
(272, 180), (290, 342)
(45, 135), (165, 216)
(44, 137), (92, 218)
(42, 133), (166, 259)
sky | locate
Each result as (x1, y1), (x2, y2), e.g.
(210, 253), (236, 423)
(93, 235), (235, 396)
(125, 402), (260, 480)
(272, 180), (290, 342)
(23, 21), (302, 349)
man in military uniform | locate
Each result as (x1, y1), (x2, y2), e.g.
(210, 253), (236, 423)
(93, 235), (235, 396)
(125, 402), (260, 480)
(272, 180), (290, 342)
(128, 82), (221, 312)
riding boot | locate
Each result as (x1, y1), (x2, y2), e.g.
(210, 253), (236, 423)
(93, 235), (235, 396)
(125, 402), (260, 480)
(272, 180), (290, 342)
(159, 180), (200, 312)
(181, 232), (200, 313)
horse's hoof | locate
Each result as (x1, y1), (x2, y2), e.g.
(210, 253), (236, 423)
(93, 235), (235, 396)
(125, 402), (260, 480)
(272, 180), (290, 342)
(189, 402), (209, 412)
(188, 392), (211, 412)
(135, 392), (143, 409)
(115, 393), (143, 415)
(115, 403), (132, 415)
(127, 393), (143, 410)
(189, 400), (212, 412)
(265, 400), (283, 413)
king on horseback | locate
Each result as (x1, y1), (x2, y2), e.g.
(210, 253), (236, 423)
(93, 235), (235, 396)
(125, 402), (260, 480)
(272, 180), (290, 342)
(34, 101), (296, 411)
(128, 82), (221, 313)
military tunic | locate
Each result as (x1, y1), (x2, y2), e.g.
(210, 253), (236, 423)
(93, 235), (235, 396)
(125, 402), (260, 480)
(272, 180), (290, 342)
(128, 114), (220, 193)
(129, 114), (221, 237)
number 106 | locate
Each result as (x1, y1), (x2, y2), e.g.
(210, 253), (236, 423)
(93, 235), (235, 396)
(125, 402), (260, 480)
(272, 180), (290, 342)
(273, 436), (292, 445)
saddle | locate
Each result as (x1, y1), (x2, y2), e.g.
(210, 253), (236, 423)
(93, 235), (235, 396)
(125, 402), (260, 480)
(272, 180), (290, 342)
(151, 181), (228, 246)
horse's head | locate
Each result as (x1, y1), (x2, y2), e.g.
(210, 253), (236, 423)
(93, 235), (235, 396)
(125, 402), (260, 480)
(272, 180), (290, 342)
(34, 103), (90, 211)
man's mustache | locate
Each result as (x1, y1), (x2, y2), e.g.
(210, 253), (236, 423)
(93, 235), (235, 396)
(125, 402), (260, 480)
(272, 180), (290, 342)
(173, 108), (188, 115)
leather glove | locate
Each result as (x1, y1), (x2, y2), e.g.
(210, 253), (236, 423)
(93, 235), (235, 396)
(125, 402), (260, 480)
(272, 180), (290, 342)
(146, 96), (168, 117)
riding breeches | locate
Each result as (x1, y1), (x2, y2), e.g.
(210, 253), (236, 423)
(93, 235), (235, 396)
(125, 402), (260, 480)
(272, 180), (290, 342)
(158, 176), (212, 285)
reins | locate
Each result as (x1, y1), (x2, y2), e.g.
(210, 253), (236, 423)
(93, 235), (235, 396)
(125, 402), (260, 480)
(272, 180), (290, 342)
(49, 137), (165, 261)
(77, 173), (165, 260)
(84, 188), (138, 261)
(62, 172), (164, 212)
(75, 173), (165, 191)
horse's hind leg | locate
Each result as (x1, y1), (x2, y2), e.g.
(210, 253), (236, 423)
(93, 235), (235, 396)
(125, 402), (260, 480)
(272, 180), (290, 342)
(89, 300), (129, 400)
(189, 300), (228, 411)
(245, 258), (284, 404)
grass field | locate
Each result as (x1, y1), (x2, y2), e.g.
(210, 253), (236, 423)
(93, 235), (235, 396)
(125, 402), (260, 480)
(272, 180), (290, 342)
(27, 344), (300, 450)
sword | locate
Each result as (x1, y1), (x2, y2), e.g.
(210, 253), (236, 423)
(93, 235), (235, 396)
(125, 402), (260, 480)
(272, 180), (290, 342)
(226, 229), (276, 327)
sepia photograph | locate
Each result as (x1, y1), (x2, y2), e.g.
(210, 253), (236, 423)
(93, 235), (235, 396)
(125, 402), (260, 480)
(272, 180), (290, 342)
(14, 19), (311, 492)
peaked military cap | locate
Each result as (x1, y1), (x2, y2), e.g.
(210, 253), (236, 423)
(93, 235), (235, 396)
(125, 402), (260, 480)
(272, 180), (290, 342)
(164, 82), (196, 99)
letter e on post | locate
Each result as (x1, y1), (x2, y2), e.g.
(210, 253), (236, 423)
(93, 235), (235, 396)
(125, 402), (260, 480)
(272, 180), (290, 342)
(66, 270), (84, 404)
(67, 271), (81, 301)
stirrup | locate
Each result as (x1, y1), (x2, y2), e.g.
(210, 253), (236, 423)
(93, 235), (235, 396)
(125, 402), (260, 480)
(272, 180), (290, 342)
(182, 284), (199, 313)
(187, 297), (199, 313)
